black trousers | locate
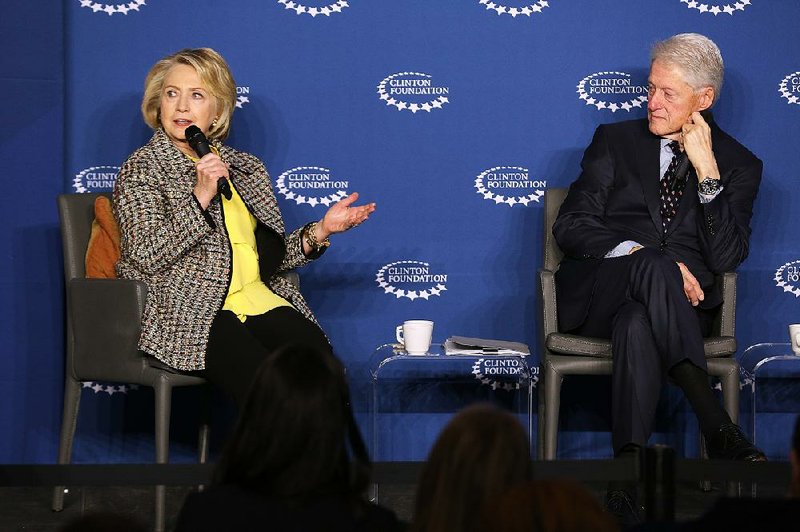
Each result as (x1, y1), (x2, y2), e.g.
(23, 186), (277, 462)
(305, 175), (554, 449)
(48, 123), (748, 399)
(193, 307), (331, 407)
(572, 248), (717, 453)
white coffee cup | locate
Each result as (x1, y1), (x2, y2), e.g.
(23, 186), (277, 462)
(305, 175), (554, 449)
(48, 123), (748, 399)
(396, 320), (434, 355)
(789, 324), (800, 355)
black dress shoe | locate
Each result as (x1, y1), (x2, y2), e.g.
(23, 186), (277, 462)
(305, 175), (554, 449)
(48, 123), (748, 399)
(605, 489), (643, 528)
(708, 422), (766, 461)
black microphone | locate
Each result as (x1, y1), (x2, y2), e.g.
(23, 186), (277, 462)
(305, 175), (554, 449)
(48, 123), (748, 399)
(184, 125), (232, 200)
(668, 152), (692, 192)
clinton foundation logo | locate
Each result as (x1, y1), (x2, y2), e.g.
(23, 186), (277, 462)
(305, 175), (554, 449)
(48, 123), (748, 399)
(236, 86), (251, 109)
(677, 0), (752, 16)
(77, 0), (146, 16)
(472, 359), (537, 391)
(275, 166), (350, 207)
(577, 71), (647, 113)
(475, 166), (545, 207)
(476, 0), (553, 17)
(779, 72), (800, 106)
(73, 166), (120, 193)
(376, 261), (448, 301)
(277, 0), (349, 16)
(774, 260), (800, 297)
(377, 73), (450, 114)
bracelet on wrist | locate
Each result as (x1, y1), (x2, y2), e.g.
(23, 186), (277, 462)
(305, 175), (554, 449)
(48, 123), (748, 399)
(305, 221), (330, 252)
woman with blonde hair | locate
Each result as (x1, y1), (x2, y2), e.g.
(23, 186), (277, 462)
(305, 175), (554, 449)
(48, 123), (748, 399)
(114, 48), (375, 406)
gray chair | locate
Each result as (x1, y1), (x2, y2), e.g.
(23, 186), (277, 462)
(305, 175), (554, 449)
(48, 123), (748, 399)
(537, 187), (740, 462)
(52, 192), (212, 531)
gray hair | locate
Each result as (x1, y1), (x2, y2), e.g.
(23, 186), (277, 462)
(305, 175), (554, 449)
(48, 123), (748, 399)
(651, 33), (724, 104)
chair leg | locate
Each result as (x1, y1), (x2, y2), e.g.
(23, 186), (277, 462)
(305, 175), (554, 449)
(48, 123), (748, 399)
(700, 362), (741, 494)
(154, 377), (172, 532)
(718, 364), (742, 496)
(198, 386), (211, 465)
(699, 435), (712, 492)
(719, 364), (740, 425)
(52, 377), (82, 512)
(543, 362), (563, 461)
(537, 378), (545, 460)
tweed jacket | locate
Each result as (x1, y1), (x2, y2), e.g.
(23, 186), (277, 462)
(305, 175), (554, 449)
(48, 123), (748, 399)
(113, 129), (322, 371)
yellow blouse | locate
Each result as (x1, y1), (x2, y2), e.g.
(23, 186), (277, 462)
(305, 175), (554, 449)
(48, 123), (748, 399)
(221, 182), (292, 321)
(186, 148), (291, 322)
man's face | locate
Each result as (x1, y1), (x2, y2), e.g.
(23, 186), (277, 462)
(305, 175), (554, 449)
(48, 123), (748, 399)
(647, 59), (712, 138)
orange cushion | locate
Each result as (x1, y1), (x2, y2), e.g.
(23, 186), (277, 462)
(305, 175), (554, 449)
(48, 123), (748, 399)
(85, 196), (120, 279)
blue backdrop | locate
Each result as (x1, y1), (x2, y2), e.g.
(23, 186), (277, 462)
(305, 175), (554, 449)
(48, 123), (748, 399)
(2, 0), (799, 464)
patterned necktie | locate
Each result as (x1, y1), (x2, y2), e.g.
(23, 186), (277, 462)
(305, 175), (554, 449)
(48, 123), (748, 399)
(659, 141), (685, 231)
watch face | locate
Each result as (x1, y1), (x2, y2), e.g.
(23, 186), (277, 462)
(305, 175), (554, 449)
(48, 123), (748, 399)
(698, 179), (721, 194)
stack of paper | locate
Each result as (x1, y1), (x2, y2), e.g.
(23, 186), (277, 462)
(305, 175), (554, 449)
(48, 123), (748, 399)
(444, 336), (530, 356)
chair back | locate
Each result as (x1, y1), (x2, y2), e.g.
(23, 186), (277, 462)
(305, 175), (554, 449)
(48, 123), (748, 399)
(58, 193), (149, 382)
(543, 188), (567, 272)
(58, 193), (110, 281)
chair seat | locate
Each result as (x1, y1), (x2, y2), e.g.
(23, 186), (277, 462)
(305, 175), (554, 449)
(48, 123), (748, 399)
(143, 356), (208, 387)
(546, 334), (612, 358)
(546, 333), (737, 359)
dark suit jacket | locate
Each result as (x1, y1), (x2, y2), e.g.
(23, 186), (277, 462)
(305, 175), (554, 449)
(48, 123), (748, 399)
(553, 118), (762, 332)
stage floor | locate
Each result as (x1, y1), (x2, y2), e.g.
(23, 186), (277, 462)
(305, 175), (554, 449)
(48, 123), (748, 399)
(0, 478), (790, 531)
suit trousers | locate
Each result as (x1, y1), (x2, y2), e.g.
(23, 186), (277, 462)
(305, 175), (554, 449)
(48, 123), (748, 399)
(193, 307), (331, 407)
(571, 248), (715, 453)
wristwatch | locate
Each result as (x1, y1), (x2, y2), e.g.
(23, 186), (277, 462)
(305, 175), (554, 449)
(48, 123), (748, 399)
(697, 177), (721, 195)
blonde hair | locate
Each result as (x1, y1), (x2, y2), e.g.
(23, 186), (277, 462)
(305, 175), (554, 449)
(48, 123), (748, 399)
(141, 48), (236, 140)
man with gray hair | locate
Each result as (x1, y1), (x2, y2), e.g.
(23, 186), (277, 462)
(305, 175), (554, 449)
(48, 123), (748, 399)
(553, 33), (763, 523)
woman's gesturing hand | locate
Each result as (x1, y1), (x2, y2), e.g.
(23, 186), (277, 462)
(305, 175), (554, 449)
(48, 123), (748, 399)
(317, 192), (376, 239)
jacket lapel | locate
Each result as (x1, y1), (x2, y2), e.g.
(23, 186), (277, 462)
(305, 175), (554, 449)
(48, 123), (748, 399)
(636, 129), (663, 233)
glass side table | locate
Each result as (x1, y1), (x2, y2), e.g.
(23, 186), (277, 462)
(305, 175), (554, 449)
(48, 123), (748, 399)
(369, 342), (533, 453)
(368, 342), (533, 501)
(740, 342), (800, 452)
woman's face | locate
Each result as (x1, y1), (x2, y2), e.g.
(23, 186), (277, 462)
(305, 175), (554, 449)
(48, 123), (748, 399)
(159, 63), (218, 156)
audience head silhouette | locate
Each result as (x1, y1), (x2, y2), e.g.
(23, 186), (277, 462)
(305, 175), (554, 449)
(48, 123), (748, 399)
(412, 403), (533, 532)
(214, 343), (369, 499)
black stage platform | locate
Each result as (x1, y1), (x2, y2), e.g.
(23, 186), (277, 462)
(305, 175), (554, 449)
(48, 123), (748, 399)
(0, 460), (790, 531)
